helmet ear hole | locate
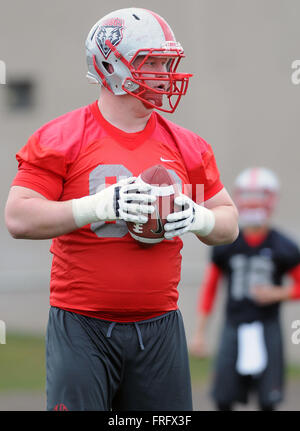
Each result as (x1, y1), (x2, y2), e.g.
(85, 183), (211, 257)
(102, 62), (114, 74)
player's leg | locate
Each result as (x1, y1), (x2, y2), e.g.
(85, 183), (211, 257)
(210, 321), (248, 410)
(257, 318), (284, 410)
(46, 307), (122, 411)
(112, 310), (193, 411)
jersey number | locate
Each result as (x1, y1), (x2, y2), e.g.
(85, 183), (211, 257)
(89, 164), (182, 238)
(230, 254), (274, 301)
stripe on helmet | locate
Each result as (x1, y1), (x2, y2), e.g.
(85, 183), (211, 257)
(144, 9), (175, 41)
(249, 167), (259, 189)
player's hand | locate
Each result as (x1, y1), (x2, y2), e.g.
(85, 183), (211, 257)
(189, 335), (208, 359)
(72, 177), (156, 228)
(115, 177), (156, 223)
(164, 193), (215, 239)
(251, 285), (291, 305)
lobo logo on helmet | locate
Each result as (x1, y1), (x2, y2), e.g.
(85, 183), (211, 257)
(96, 19), (124, 59)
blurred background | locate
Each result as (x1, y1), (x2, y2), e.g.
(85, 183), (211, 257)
(0, 0), (300, 410)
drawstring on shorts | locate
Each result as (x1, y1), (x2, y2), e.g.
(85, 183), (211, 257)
(106, 321), (116, 338)
(106, 321), (145, 351)
(134, 322), (145, 351)
(105, 311), (175, 351)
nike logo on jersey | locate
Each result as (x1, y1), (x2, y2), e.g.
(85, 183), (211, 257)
(160, 157), (176, 162)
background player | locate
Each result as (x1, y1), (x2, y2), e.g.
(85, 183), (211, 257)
(5, 8), (238, 411)
(189, 167), (300, 411)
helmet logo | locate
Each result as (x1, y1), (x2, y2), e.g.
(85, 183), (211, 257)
(96, 19), (124, 59)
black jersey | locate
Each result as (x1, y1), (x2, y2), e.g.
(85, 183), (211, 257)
(212, 229), (300, 324)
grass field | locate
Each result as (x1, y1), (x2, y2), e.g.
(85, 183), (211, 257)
(1, 332), (300, 391)
(0, 333), (46, 391)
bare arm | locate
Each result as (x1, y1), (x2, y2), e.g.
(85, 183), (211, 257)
(251, 285), (293, 305)
(5, 180), (155, 240)
(189, 313), (210, 358)
(189, 263), (221, 357)
(5, 186), (78, 239)
(197, 187), (239, 246)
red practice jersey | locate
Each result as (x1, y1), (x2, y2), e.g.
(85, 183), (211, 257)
(12, 101), (223, 321)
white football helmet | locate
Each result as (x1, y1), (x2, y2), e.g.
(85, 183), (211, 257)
(85, 8), (193, 113)
(234, 167), (280, 227)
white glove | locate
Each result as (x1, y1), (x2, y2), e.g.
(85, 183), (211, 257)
(164, 194), (215, 239)
(72, 177), (156, 228)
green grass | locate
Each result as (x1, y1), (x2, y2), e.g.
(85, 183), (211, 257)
(189, 355), (215, 383)
(1, 332), (300, 391)
(286, 363), (300, 380)
(0, 332), (46, 391)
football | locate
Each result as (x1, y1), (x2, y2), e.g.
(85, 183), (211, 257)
(126, 164), (180, 245)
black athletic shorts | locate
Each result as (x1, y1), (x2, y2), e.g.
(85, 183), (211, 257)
(46, 306), (193, 411)
(211, 318), (284, 408)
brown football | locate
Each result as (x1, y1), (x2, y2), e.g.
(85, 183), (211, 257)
(126, 165), (180, 245)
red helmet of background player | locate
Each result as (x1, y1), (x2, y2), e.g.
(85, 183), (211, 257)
(234, 167), (280, 227)
(85, 8), (193, 113)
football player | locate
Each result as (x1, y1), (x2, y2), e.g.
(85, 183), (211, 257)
(190, 167), (300, 411)
(5, 8), (238, 411)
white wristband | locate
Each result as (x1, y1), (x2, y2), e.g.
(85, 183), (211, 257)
(72, 186), (117, 228)
(72, 194), (99, 228)
(191, 205), (215, 237)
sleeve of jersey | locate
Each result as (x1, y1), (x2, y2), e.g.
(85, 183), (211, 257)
(11, 133), (67, 200)
(200, 141), (223, 202)
(187, 138), (223, 204)
(288, 264), (300, 300)
(197, 263), (222, 314)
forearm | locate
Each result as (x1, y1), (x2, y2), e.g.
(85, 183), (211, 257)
(251, 285), (294, 304)
(190, 312), (210, 356)
(5, 180), (154, 240)
(5, 195), (77, 239)
(263, 285), (293, 302)
(278, 285), (293, 301)
(195, 313), (209, 334)
(197, 204), (239, 246)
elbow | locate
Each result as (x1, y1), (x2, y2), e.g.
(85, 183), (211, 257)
(229, 223), (239, 244)
(5, 219), (26, 239)
(232, 206), (240, 242)
(224, 206), (239, 244)
(212, 224), (239, 246)
(5, 209), (28, 239)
